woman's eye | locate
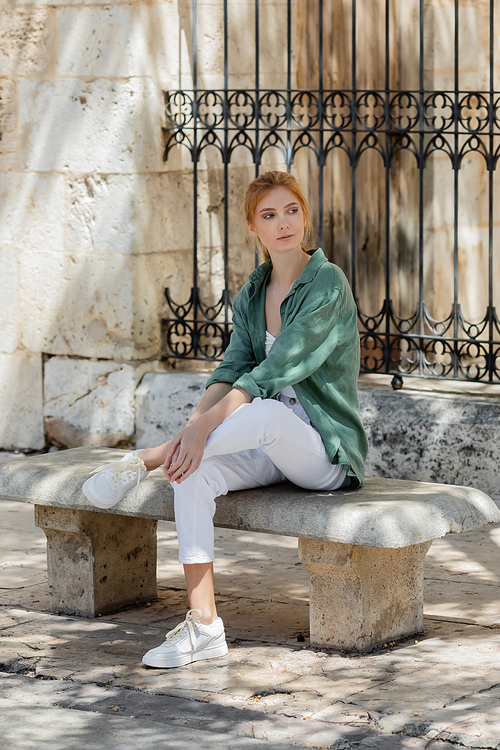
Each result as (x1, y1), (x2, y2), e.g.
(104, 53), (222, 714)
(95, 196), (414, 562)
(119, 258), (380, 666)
(263, 213), (274, 219)
(288, 208), (298, 214)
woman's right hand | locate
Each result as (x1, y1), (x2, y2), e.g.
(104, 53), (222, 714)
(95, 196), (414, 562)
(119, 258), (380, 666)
(162, 421), (211, 484)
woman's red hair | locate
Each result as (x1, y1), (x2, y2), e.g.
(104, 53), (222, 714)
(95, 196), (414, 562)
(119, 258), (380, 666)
(242, 171), (315, 261)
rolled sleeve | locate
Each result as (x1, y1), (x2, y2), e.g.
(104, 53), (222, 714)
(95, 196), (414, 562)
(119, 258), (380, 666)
(232, 287), (346, 398)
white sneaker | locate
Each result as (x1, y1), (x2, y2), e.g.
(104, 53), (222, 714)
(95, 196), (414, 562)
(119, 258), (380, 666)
(142, 609), (228, 668)
(82, 451), (150, 509)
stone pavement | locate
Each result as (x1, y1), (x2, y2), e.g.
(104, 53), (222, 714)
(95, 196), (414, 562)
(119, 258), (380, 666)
(1, 455), (500, 749)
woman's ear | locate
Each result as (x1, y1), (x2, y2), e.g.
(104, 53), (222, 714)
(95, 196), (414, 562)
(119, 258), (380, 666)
(247, 223), (258, 237)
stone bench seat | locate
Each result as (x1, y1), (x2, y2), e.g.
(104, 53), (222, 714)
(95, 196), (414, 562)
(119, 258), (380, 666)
(1, 446), (499, 653)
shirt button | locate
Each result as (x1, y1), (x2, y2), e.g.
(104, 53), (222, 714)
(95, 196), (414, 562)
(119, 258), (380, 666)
(289, 397), (296, 405)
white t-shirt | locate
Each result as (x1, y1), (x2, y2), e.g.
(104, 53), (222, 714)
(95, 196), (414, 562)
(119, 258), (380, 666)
(265, 331), (313, 427)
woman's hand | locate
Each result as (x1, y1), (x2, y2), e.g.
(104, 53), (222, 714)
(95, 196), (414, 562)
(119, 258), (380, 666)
(162, 421), (211, 484)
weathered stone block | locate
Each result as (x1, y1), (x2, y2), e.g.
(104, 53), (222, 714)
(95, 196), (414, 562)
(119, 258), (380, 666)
(130, 3), (186, 87)
(35, 505), (157, 617)
(0, 173), (64, 252)
(359, 384), (500, 504)
(66, 167), (256, 258)
(66, 175), (136, 255)
(0, 8), (50, 77)
(43, 358), (148, 448)
(66, 170), (249, 257)
(55, 7), (131, 77)
(0, 249), (18, 354)
(0, 80), (18, 170)
(66, 172), (195, 256)
(66, 170), (243, 260)
(19, 251), (187, 359)
(19, 78), (165, 173)
(20, 251), (134, 358)
(0, 352), (44, 450)
(298, 538), (432, 651)
(135, 372), (208, 448)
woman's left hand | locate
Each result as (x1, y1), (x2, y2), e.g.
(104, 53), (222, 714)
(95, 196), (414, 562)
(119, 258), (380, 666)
(162, 422), (210, 483)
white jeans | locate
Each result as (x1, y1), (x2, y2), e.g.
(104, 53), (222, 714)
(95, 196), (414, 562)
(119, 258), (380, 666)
(173, 397), (347, 564)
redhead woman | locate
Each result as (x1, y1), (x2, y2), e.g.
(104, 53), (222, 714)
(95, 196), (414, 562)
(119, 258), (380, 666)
(83, 170), (368, 668)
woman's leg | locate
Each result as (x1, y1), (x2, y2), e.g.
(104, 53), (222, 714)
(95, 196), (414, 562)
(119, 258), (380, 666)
(173, 448), (284, 623)
(175, 400), (345, 622)
(184, 562), (216, 624)
(203, 397), (347, 491)
(137, 442), (171, 471)
(142, 448), (282, 667)
(143, 400), (346, 667)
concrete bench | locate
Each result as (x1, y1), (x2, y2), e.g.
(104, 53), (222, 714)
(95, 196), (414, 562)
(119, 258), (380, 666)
(1, 446), (499, 653)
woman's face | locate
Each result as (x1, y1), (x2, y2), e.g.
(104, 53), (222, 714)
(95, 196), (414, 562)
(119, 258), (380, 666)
(249, 186), (306, 256)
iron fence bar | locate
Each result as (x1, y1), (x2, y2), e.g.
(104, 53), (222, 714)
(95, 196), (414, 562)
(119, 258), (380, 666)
(488, 0), (495, 380)
(254, 0), (260, 266)
(192, 0), (199, 358)
(418, 0), (425, 376)
(223, 0), (230, 328)
(255, 0), (260, 180)
(351, 0), (357, 300)
(318, 0), (324, 247)
(286, 0), (292, 170)
(452, 0), (460, 378)
(383, 0), (391, 374)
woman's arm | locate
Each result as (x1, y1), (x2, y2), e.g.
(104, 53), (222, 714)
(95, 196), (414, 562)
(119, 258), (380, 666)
(184, 382), (233, 425)
(163, 385), (252, 483)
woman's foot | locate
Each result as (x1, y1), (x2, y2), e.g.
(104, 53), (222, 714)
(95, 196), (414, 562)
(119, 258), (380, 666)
(82, 451), (150, 509)
(142, 609), (228, 668)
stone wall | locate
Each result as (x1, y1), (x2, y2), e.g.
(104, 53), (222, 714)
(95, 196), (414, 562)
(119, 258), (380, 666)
(0, 0), (292, 450)
(1, 0), (496, 451)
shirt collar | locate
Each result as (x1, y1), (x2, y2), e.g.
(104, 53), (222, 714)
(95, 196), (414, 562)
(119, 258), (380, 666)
(248, 247), (327, 290)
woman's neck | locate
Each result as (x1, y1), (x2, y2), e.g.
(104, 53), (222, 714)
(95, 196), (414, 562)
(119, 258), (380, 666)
(267, 248), (310, 291)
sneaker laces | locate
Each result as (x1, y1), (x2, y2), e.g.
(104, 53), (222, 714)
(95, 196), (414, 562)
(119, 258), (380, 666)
(89, 454), (147, 489)
(164, 609), (203, 648)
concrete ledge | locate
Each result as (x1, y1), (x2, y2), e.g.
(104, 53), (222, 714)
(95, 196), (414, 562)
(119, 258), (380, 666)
(0, 447), (498, 549)
(358, 378), (500, 504)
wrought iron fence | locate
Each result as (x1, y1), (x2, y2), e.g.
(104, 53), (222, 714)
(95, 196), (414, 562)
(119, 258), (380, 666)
(162, 0), (500, 384)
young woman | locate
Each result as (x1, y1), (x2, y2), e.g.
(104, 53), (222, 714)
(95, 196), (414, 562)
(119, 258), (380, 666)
(83, 170), (368, 669)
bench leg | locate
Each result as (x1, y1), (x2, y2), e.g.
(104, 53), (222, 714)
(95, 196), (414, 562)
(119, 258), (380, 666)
(298, 538), (432, 652)
(35, 506), (157, 618)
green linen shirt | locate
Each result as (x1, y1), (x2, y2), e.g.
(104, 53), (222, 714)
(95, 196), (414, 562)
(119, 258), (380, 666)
(205, 247), (368, 487)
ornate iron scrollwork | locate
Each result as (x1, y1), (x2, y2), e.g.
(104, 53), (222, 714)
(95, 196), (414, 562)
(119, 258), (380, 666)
(162, 85), (499, 382)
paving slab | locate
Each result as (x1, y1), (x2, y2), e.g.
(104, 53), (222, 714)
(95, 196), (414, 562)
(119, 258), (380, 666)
(0, 672), (375, 748)
(0, 698), (300, 750)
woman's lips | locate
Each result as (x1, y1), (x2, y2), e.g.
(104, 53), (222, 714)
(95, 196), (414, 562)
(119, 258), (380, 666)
(278, 234), (293, 240)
